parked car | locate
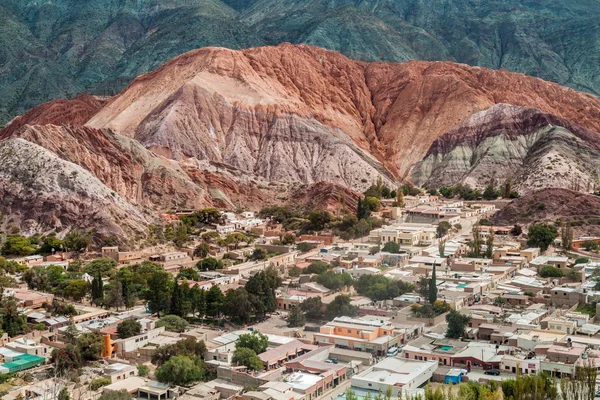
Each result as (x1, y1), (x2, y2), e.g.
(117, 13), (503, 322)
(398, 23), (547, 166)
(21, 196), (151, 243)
(484, 369), (500, 376)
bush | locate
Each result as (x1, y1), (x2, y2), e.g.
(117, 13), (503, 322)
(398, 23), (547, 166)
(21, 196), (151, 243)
(90, 377), (112, 390)
(575, 257), (590, 265)
(582, 240), (599, 252)
(137, 364), (149, 377)
(539, 266), (563, 278)
(156, 315), (189, 333)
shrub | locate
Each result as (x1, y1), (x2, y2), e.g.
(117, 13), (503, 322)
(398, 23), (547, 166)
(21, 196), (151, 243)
(90, 377), (112, 390)
(539, 266), (563, 278)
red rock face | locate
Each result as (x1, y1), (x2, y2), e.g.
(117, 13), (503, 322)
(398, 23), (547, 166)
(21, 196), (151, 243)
(1, 94), (103, 139)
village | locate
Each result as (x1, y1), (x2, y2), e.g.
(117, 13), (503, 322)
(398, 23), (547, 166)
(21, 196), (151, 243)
(1, 187), (600, 400)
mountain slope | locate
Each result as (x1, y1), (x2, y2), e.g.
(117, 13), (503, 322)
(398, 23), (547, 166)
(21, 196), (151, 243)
(2, 0), (600, 125)
(412, 104), (600, 192)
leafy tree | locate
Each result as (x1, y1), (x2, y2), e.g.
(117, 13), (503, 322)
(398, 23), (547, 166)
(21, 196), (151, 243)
(232, 348), (264, 371)
(145, 270), (172, 316)
(222, 287), (255, 323)
(84, 258), (117, 278)
(76, 332), (104, 361)
(206, 286), (224, 317)
(436, 221), (451, 238)
(325, 295), (357, 320)
(156, 315), (188, 333)
(446, 310), (471, 339)
(98, 391), (133, 400)
(91, 273), (104, 305)
(51, 345), (82, 374)
(177, 268), (200, 281)
(540, 266), (564, 278)
(105, 278), (125, 311)
(566, 269), (582, 282)
(258, 206), (296, 223)
(0, 294), (27, 337)
(363, 197), (381, 212)
(245, 268), (281, 318)
(236, 331), (269, 353)
(137, 364), (149, 377)
(39, 234), (64, 255)
(304, 261), (328, 275)
(296, 242), (313, 253)
(575, 258), (590, 265)
(201, 231), (221, 243)
(354, 275), (414, 301)
(381, 241), (400, 253)
(485, 230), (494, 259)
(224, 232), (248, 249)
(281, 233), (296, 245)
(90, 378), (112, 390)
(482, 185), (499, 200)
(155, 355), (204, 385)
(194, 243), (210, 258)
(308, 210), (332, 231)
(1, 235), (35, 256)
(64, 280), (89, 302)
(316, 271), (353, 290)
(301, 297), (324, 321)
(439, 186), (454, 198)
(249, 247), (267, 261)
(287, 306), (306, 327)
(582, 240), (599, 252)
(356, 198), (371, 220)
(527, 224), (558, 252)
(151, 337), (207, 366)
(117, 319), (142, 339)
(63, 230), (91, 252)
(196, 257), (223, 271)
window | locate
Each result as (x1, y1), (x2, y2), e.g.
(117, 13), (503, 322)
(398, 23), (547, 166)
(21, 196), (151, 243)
(347, 329), (352, 333)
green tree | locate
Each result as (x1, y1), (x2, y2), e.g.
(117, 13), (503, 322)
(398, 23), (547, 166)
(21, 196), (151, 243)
(245, 268), (281, 318)
(224, 232), (248, 250)
(1, 235), (35, 256)
(237, 331), (269, 353)
(249, 247), (268, 261)
(281, 234), (296, 245)
(156, 315), (189, 333)
(145, 270), (172, 316)
(316, 270), (353, 290)
(76, 332), (104, 361)
(582, 240), (599, 252)
(308, 210), (332, 231)
(232, 347), (264, 371)
(64, 279), (89, 302)
(105, 278), (125, 311)
(39, 234), (64, 255)
(201, 231), (221, 243)
(98, 390), (133, 400)
(0, 294), (27, 337)
(196, 257), (223, 271)
(396, 189), (405, 208)
(325, 295), (357, 319)
(137, 364), (149, 377)
(63, 230), (91, 252)
(91, 273), (104, 305)
(194, 243), (210, 258)
(527, 224), (558, 252)
(436, 221), (451, 238)
(561, 222), (574, 251)
(363, 197), (381, 212)
(84, 258), (117, 278)
(223, 287), (256, 323)
(446, 310), (471, 339)
(438, 238), (446, 258)
(301, 297), (324, 321)
(485, 230), (494, 259)
(356, 198), (371, 220)
(206, 286), (224, 317)
(177, 268), (200, 281)
(381, 241), (400, 253)
(304, 261), (328, 275)
(286, 306), (306, 327)
(429, 265), (438, 304)
(155, 355), (204, 385)
(482, 185), (499, 200)
(296, 242), (313, 253)
(117, 319), (142, 339)
(540, 266), (564, 278)
(50, 345), (82, 374)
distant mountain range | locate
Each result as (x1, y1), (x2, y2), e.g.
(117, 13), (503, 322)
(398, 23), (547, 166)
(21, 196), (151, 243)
(3, 44), (600, 243)
(2, 0), (600, 125)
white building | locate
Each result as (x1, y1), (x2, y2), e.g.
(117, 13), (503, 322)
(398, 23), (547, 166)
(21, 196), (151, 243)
(351, 358), (437, 396)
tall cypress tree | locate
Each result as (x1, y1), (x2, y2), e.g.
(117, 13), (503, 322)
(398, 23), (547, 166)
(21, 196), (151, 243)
(169, 281), (183, 317)
(91, 273), (104, 305)
(429, 265), (438, 304)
